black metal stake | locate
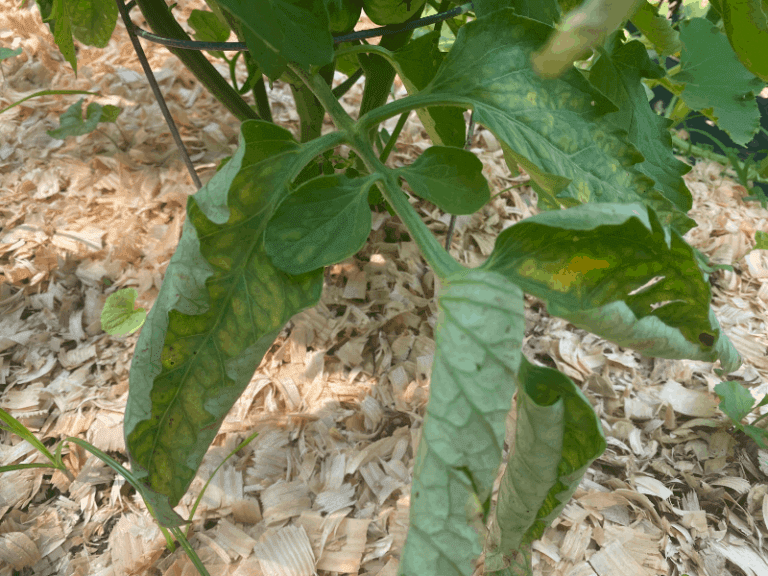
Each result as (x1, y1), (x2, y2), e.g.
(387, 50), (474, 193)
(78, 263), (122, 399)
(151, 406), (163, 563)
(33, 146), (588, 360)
(114, 0), (203, 190)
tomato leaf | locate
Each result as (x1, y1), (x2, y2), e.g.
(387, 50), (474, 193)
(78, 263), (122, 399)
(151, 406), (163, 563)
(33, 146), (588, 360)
(397, 145), (490, 215)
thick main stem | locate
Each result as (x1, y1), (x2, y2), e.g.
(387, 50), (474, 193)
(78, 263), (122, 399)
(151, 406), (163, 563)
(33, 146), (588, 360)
(134, 0), (259, 122)
(357, 6), (424, 146)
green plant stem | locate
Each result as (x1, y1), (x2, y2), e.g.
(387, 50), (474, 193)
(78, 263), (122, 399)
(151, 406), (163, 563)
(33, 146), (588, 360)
(379, 111), (409, 163)
(0, 409), (75, 481)
(133, 0), (258, 122)
(63, 436), (177, 549)
(751, 411), (768, 427)
(288, 62), (335, 143)
(670, 132), (749, 169)
(357, 6), (424, 145)
(227, 53), (240, 91)
(290, 64), (462, 280)
(433, 0), (451, 36)
(663, 94), (678, 119)
(184, 430), (259, 540)
(147, 501), (178, 551)
(359, 90), (467, 132)
(0, 89), (98, 115)
(171, 527), (211, 576)
(332, 67), (364, 99)
(250, 62), (273, 123)
(445, 110), (475, 250)
(218, 12), (273, 123)
(670, 132), (768, 197)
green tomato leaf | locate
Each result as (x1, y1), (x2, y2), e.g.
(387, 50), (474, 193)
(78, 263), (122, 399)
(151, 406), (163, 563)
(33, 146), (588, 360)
(720, 0), (768, 82)
(674, 18), (765, 146)
(589, 36), (693, 216)
(101, 288), (147, 336)
(481, 202), (741, 373)
(399, 268), (524, 576)
(335, 48), (360, 77)
(189, 9), (231, 43)
(264, 173), (380, 275)
(124, 121), (345, 524)
(362, 0), (426, 25)
(188, 8), (231, 58)
(715, 380), (768, 449)
(49, 0), (77, 73)
(629, 0), (682, 57)
(69, 0), (117, 48)
(397, 146), (490, 215)
(214, 0), (334, 80)
(484, 356), (606, 572)
(715, 380), (756, 423)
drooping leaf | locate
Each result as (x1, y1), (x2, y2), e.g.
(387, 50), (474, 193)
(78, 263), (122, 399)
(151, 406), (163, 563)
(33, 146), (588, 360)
(399, 268), (525, 576)
(480, 202), (741, 373)
(587, 36), (693, 214)
(396, 145), (490, 215)
(264, 172), (380, 275)
(124, 121), (345, 524)
(484, 356), (606, 572)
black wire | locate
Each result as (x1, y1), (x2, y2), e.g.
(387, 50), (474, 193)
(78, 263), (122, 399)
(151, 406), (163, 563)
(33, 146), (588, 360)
(115, 0), (202, 189)
(123, 2), (474, 51)
(338, 3), (471, 44)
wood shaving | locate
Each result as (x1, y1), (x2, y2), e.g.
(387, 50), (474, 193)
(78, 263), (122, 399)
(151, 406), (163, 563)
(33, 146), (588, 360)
(1, 2), (768, 575)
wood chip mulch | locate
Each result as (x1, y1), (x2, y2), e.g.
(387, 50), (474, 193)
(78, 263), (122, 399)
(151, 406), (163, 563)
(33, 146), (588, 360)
(2, 2), (768, 575)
